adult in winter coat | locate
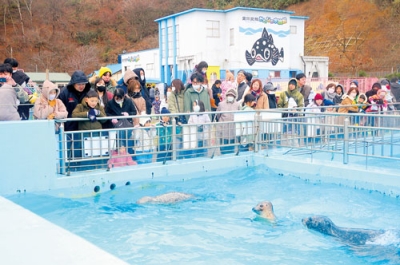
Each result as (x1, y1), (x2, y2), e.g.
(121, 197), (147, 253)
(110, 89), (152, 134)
(167, 79), (186, 124)
(133, 68), (152, 114)
(58, 70), (91, 131)
(0, 63), (29, 121)
(183, 72), (211, 119)
(216, 88), (241, 154)
(245, 79), (269, 110)
(296, 73), (312, 107)
(277, 79), (304, 110)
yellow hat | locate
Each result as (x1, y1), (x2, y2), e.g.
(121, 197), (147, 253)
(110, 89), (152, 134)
(98, 67), (112, 77)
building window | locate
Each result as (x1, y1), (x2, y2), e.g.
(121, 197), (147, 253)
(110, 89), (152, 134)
(290, 26), (297, 34)
(229, 28), (234, 46)
(206, 20), (220, 38)
(147, 63), (154, 70)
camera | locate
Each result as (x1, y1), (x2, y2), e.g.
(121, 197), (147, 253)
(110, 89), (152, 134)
(0, 77), (7, 82)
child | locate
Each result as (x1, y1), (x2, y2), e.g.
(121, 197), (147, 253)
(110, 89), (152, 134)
(242, 94), (256, 111)
(156, 107), (182, 162)
(107, 146), (137, 169)
(72, 90), (106, 130)
(33, 80), (68, 122)
(240, 94), (256, 150)
(152, 93), (161, 114)
(188, 100), (211, 158)
(133, 115), (156, 164)
(354, 93), (368, 126)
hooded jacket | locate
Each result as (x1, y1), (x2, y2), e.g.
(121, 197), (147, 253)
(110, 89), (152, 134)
(58, 71), (91, 131)
(34, 80), (68, 120)
(133, 68), (152, 114)
(277, 79), (304, 109)
(71, 98), (106, 130)
(0, 84), (24, 121)
(216, 88), (241, 139)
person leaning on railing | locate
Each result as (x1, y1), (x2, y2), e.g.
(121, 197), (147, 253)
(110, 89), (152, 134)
(216, 88), (241, 155)
(0, 63), (29, 121)
(337, 87), (359, 125)
(33, 80), (68, 132)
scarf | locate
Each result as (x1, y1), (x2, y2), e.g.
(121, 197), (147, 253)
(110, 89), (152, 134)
(48, 99), (56, 108)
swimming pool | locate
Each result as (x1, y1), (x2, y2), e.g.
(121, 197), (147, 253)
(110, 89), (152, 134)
(8, 165), (400, 265)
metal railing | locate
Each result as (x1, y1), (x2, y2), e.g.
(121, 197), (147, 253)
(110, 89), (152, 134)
(55, 109), (400, 175)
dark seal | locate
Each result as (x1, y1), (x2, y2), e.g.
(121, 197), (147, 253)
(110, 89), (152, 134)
(302, 215), (385, 245)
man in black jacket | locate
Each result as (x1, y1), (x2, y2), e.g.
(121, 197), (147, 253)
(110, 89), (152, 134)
(58, 70), (91, 160)
(58, 70), (91, 131)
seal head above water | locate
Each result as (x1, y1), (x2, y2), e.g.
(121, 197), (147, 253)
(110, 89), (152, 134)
(252, 201), (277, 222)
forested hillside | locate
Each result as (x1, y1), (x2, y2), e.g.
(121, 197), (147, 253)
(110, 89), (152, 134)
(1, 0), (399, 76)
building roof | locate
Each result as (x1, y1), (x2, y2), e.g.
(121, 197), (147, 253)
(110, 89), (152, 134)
(25, 72), (71, 83)
(155, 7), (296, 22)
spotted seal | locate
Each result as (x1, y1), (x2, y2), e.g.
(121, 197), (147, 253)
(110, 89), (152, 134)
(136, 192), (193, 204)
(252, 201), (277, 222)
(302, 215), (385, 245)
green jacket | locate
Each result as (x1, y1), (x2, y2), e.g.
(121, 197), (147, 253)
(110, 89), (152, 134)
(277, 79), (304, 108)
(72, 99), (106, 130)
(183, 85), (211, 113)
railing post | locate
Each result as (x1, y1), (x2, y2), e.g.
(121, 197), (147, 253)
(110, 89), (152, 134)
(58, 122), (65, 174)
(343, 118), (349, 164)
(254, 113), (261, 153)
(172, 118), (177, 161)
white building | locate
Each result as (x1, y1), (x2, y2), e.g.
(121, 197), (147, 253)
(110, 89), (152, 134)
(120, 7), (328, 86)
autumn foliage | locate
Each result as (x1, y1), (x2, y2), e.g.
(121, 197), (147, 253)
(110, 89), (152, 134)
(0, 0), (399, 76)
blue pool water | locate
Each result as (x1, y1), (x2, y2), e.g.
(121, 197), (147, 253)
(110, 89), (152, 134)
(8, 165), (400, 264)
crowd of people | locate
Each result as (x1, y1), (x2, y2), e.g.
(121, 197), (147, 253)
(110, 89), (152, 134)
(1, 58), (400, 168)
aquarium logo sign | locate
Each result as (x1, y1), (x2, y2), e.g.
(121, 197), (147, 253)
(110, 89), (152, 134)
(122, 55), (140, 63)
(242, 16), (287, 26)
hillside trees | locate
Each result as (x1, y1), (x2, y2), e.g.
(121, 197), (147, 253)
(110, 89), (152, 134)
(0, 0), (399, 75)
(301, 0), (396, 75)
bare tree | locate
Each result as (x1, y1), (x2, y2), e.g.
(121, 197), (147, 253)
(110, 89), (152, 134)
(64, 45), (100, 74)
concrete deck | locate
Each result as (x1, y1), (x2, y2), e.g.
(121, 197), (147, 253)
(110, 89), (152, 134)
(0, 196), (128, 265)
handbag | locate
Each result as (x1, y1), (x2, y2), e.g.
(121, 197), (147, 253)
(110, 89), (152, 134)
(114, 118), (133, 128)
(174, 94), (187, 124)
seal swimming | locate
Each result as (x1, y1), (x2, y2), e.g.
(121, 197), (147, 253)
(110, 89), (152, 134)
(252, 201), (277, 222)
(136, 192), (193, 204)
(302, 215), (385, 245)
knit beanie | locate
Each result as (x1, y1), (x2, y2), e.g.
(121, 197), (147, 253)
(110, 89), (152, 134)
(123, 70), (138, 85)
(161, 107), (170, 114)
(314, 93), (324, 101)
(98, 67), (112, 77)
(350, 80), (359, 88)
